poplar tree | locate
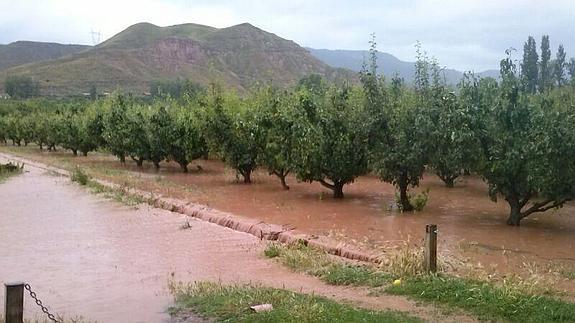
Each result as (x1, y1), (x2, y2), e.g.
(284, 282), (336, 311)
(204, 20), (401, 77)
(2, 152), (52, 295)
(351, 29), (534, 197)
(538, 35), (551, 92)
(521, 36), (539, 94)
(554, 44), (567, 87)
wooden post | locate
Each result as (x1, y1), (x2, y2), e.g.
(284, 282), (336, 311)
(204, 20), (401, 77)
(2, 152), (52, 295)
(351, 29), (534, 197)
(4, 282), (24, 323)
(425, 224), (437, 273)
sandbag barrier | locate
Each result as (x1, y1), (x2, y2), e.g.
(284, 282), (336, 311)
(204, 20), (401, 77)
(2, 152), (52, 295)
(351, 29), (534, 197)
(0, 153), (381, 264)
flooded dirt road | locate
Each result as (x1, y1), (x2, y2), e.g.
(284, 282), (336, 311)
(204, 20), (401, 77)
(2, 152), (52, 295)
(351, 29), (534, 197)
(0, 158), (457, 322)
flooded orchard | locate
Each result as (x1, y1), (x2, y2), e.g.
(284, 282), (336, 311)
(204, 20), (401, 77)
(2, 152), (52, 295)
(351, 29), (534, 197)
(5, 149), (575, 277)
(1, 158), (454, 322)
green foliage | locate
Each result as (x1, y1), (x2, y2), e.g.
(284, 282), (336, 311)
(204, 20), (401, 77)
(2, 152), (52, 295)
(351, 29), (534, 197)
(146, 105), (171, 169)
(253, 86), (295, 189)
(149, 79), (204, 99)
(369, 80), (431, 211)
(290, 85), (369, 198)
(263, 243), (281, 258)
(167, 101), (207, 172)
(169, 281), (420, 323)
(4, 75), (39, 98)
(539, 35), (552, 92)
(521, 36), (539, 94)
(201, 84), (260, 183)
(265, 242), (390, 287)
(71, 166), (89, 185)
(387, 275), (575, 322)
(101, 94), (133, 163)
(475, 56), (575, 225)
(555, 45), (567, 87)
(411, 189), (430, 212)
(0, 162), (23, 183)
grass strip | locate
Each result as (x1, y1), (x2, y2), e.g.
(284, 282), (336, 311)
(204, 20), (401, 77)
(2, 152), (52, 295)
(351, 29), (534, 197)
(387, 275), (575, 323)
(169, 281), (421, 323)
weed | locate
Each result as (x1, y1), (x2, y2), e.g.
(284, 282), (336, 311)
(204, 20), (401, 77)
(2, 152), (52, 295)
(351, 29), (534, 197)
(0, 161), (24, 182)
(263, 243), (281, 258)
(168, 281), (421, 323)
(394, 189), (430, 212)
(179, 221), (192, 230)
(70, 166), (89, 185)
(410, 189), (430, 212)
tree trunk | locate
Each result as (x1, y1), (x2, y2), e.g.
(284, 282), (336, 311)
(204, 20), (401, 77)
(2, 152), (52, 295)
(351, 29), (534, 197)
(136, 157), (144, 167)
(242, 169), (252, 184)
(39, 143), (43, 150)
(398, 172), (414, 212)
(319, 179), (345, 198)
(505, 194), (522, 226)
(279, 174), (289, 190)
(82, 151), (88, 157)
(437, 171), (457, 188)
(72, 149), (78, 156)
(179, 162), (189, 173)
(273, 170), (290, 190)
(119, 155), (126, 164)
(333, 181), (344, 199)
(153, 160), (161, 170)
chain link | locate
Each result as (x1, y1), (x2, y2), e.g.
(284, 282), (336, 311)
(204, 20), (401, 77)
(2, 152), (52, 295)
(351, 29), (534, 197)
(24, 283), (60, 323)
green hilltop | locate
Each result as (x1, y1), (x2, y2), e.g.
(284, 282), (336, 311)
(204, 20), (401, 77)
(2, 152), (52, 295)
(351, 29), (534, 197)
(0, 22), (353, 96)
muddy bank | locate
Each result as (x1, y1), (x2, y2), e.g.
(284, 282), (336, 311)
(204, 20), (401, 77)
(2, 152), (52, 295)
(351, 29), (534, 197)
(0, 158), (471, 322)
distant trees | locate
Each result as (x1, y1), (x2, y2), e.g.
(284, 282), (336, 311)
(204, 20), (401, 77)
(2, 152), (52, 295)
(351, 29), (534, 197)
(554, 45), (567, 87)
(4, 76), (40, 98)
(539, 35), (552, 92)
(569, 58), (575, 83)
(521, 36), (539, 94)
(149, 79), (204, 99)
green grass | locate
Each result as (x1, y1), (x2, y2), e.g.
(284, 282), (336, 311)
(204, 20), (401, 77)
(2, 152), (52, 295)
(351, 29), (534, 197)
(169, 281), (421, 323)
(266, 242), (575, 322)
(70, 166), (89, 185)
(387, 275), (575, 322)
(0, 161), (23, 183)
(264, 242), (391, 287)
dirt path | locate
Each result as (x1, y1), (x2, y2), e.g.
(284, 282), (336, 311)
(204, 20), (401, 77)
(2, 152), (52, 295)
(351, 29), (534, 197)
(0, 155), (473, 322)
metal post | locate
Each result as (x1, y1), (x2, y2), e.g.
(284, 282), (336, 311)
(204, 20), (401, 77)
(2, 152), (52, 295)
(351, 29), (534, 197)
(4, 282), (24, 323)
(425, 224), (437, 273)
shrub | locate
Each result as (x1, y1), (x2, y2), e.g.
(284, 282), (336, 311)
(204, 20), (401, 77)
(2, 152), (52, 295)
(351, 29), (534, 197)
(70, 166), (89, 185)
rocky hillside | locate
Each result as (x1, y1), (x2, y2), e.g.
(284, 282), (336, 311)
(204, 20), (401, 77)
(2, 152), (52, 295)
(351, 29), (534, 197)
(0, 23), (352, 96)
(0, 41), (90, 71)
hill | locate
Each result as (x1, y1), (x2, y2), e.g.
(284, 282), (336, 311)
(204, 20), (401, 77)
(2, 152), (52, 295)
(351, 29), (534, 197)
(0, 41), (90, 71)
(0, 23), (353, 96)
(306, 48), (500, 85)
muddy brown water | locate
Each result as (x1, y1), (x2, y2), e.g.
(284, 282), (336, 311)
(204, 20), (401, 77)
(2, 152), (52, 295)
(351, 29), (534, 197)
(4, 148), (575, 274)
(65, 152), (575, 274)
(1, 160), (467, 322)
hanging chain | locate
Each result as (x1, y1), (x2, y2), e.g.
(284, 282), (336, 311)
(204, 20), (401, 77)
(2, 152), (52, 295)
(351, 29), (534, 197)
(23, 283), (60, 323)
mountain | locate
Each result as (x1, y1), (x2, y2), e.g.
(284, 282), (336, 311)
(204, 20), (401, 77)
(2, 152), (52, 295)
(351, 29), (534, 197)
(0, 41), (90, 71)
(306, 48), (499, 85)
(0, 23), (353, 96)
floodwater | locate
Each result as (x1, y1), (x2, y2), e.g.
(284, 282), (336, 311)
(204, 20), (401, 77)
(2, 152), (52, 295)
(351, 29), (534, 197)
(0, 160), (455, 322)
(48, 151), (575, 274)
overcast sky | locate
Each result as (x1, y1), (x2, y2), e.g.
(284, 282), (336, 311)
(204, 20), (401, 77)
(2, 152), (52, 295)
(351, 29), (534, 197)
(0, 0), (573, 71)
